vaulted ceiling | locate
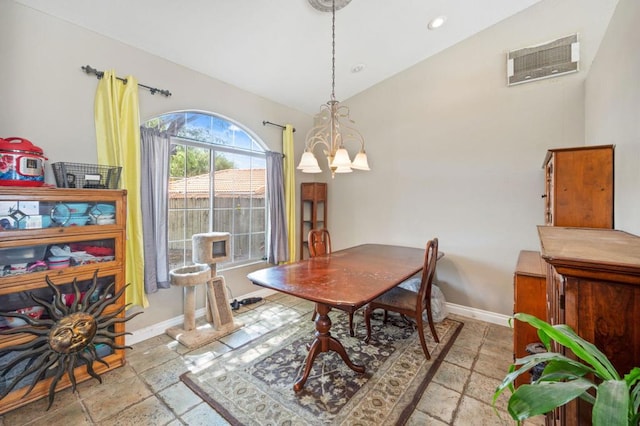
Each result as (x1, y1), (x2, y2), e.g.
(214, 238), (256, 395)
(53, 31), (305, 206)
(14, 0), (544, 113)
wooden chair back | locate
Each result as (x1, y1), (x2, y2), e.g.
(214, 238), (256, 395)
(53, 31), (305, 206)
(418, 238), (439, 312)
(364, 237), (441, 358)
(308, 229), (332, 257)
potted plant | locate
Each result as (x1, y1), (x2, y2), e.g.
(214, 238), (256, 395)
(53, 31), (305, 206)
(493, 313), (640, 425)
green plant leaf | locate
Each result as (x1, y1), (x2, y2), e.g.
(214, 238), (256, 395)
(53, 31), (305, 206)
(507, 379), (596, 421)
(497, 353), (572, 392)
(537, 327), (552, 350)
(515, 313), (619, 380)
(592, 380), (628, 426)
(494, 352), (596, 409)
(540, 359), (594, 380)
(625, 367), (640, 388)
(631, 379), (640, 416)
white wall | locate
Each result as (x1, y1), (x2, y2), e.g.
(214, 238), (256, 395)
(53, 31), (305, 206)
(330, 0), (618, 315)
(0, 1), (312, 331)
(0, 0), (630, 332)
(585, 0), (640, 235)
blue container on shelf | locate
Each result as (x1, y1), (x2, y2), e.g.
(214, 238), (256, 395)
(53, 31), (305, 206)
(89, 204), (115, 216)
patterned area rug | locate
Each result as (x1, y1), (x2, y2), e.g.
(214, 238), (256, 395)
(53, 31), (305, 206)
(181, 312), (463, 425)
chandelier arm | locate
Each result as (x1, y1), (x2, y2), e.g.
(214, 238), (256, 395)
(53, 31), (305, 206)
(334, 105), (354, 118)
(339, 127), (366, 149)
(303, 129), (332, 153)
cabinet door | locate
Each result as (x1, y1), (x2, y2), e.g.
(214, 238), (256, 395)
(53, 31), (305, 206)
(547, 146), (614, 228)
(564, 277), (640, 386)
(300, 183), (327, 260)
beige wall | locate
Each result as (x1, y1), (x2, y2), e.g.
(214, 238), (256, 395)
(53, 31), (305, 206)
(585, 0), (640, 235)
(330, 0), (618, 316)
(0, 0), (632, 332)
(0, 1), (312, 332)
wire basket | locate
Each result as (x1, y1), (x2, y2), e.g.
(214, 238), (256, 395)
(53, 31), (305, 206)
(51, 162), (122, 189)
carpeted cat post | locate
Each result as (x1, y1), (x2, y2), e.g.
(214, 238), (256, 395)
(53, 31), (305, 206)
(166, 232), (243, 348)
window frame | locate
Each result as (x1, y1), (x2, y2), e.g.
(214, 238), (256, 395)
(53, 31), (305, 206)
(148, 110), (268, 271)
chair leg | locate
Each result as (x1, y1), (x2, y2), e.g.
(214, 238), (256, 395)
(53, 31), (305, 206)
(364, 304), (373, 343)
(311, 310), (317, 322)
(348, 312), (355, 337)
(400, 314), (413, 327)
(415, 313), (431, 360)
(425, 304), (440, 343)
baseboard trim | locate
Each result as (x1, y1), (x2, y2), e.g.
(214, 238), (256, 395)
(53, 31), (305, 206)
(445, 302), (511, 328)
(125, 288), (276, 346)
(126, 292), (509, 345)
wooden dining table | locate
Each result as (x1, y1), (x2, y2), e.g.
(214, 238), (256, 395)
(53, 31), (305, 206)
(246, 243), (426, 391)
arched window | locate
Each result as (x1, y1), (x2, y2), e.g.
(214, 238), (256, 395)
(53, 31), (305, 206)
(145, 111), (267, 270)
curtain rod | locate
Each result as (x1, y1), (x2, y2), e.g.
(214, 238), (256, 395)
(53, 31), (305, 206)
(81, 65), (172, 97)
(262, 120), (295, 132)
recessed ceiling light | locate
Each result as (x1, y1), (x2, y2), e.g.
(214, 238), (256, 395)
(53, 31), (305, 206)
(351, 63), (365, 73)
(428, 15), (447, 30)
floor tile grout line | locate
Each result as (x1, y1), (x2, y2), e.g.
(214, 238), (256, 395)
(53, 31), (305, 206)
(445, 324), (490, 424)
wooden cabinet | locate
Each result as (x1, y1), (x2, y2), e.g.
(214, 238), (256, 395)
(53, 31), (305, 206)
(0, 188), (127, 414)
(512, 145), (617, 421)
(513, 250), (547, 387)
(538, 226), (640, 426)
(542, 145), (614, 228)
(300, 183), (327, 260)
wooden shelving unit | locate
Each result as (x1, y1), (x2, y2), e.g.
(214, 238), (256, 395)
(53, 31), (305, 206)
(0, 187), (127, 414)
(300, 183), (327, 260)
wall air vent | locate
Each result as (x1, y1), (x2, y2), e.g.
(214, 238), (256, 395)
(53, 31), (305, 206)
(507, 34), (579, 86)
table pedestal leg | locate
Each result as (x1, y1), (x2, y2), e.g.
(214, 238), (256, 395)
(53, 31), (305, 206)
(293, 303), (365, 392)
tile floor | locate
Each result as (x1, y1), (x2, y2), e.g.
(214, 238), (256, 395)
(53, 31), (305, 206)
(0, 293), (545, 425)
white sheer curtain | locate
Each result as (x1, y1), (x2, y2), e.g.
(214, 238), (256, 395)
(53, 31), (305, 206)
(266, 151), (288, 264)
(140, 126), (170, 293)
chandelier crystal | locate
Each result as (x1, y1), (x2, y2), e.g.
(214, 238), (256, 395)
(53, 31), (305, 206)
(299, 0), (370, 178)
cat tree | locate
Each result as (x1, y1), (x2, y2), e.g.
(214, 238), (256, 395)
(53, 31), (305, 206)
(166, 232), (242, 348)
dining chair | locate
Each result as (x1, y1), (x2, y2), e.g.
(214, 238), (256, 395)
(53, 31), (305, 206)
(364, 238), (440, 359)
(308, 228), (331, 258)
(307, 229), (356, 337)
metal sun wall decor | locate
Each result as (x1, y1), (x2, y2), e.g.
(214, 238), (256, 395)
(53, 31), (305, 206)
(0, 271), (139, 409)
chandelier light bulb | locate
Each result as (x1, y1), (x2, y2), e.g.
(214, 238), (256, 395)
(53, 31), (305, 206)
(351, 151), (370, 171)
(297, 151), (321, 170)
(331, 148), (352, 168)
(334, 165), (353, 174)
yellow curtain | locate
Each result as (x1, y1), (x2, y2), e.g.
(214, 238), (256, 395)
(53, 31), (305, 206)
(94, 71), (148, 308)
(283, 125), (296, 262)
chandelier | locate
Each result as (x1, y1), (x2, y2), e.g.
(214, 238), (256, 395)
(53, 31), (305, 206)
(298, 0), (370, 178)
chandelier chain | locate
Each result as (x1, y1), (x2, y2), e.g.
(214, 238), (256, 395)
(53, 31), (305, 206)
(331, 0), (336, 101)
